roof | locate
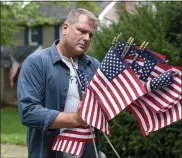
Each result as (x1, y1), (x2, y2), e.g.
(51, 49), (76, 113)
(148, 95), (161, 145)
(25, 1), (111, 23)
(38, 2), (76, 21)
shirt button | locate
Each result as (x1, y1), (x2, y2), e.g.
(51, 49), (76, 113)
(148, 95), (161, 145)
(64, 88), (67, 91)
(66, 72), (69, 76)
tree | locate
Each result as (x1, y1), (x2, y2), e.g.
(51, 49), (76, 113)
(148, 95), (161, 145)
(1, 1), (99, 46)
(1, 2), (40, 46)
(89, 2), (181, 66)
(88, 2), (182, 157)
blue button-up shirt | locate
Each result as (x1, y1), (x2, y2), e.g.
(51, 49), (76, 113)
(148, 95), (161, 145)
(17, 40), (100, 158)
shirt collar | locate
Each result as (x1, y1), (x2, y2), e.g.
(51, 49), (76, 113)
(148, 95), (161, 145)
(49, 40), (91, 65)
(49, 40), (62, 65)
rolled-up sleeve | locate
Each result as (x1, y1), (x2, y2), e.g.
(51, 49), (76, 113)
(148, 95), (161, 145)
(17, 56), (59, 132)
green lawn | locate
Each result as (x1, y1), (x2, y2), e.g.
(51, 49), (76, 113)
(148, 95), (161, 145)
(1, 107), (26, 145)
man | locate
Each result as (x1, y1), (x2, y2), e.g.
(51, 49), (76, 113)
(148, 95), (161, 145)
(17, 8), (102, 158)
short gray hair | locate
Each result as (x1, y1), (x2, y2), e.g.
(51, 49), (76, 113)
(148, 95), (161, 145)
(65, 8), (98, 25)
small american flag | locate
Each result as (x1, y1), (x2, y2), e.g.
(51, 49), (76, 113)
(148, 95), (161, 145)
(77, 69), (110, 135)
(80, 88), (110, 135)
(88, 45), (147, 120)
(76, 69), (89, 91)
(128, 99), (182, 137)
(144, 70), (174, 92)
(52, 125), (95, 156)
(138, 64), (182, 112)
(51, 69), (97, 156)
(9, 54), (20, 88)
(124, 45), (181, 112)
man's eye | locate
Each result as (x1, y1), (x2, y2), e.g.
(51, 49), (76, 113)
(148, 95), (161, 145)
(80, 30), (85, 33)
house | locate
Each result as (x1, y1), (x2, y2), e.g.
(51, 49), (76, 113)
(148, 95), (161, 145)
(0, 1), (137, 104)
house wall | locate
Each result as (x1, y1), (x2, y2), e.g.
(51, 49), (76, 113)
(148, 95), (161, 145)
(124, 1), (137, 13)
(42, 25), (55, 48)
(12, 25), (57, 49)
(12, 27), (25, 46)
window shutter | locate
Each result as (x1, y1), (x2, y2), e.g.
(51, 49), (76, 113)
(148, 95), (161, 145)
(24, 26), (28, 45)
(37, 26), (43, 45)
(54, 24), (60, 40)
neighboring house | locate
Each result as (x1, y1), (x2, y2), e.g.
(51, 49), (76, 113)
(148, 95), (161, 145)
(0, 1), (136, 104)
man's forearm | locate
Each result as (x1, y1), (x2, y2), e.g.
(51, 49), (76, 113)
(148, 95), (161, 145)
(49, 112), (85, 129)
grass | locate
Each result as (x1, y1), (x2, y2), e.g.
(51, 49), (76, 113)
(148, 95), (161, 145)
(1, 106), (26, 145)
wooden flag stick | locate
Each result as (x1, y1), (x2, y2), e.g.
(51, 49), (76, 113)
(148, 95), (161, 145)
(103, 132), (121, 158)
(115, 32), (122, 48)
(112, 37), (117, 46)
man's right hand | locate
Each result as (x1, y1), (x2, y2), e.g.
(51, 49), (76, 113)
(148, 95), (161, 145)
(49, 101), (86, 129)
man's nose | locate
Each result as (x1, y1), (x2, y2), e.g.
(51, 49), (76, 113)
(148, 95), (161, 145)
(83, 33), (90, 41)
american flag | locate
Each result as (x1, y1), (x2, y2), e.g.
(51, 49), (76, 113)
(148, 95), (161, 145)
(80, 88), (110, 135)
(77, 69), (110, 135)
(138, 64), (182, 112)
(128, 99), (182, 137)
(76, 69), (89, 91)
(51, 125), (95, 156)
(9, 54), (20, 88)
(116, 41), (182, 136)
(51, 69), (97, 156)
(88, 45), (147, 120)
(123, 45), (182, 112)
(144, 70), (174, 92)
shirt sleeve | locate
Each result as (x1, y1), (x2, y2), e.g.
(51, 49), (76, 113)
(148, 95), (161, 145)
(17, 56), (60, 132)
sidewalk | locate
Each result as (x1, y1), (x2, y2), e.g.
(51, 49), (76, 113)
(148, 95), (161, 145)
(1, 144), (28, 158)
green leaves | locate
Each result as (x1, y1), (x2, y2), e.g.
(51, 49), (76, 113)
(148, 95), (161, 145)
(89, 2), (181, 66)
(1, 1), (99, 46)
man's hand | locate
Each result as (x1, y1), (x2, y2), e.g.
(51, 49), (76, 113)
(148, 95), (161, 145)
(73, 101), (87, 126)
(49, 101), (86, 129)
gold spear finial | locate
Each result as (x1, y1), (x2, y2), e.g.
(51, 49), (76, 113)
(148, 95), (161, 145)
(143, 42), (149, 49)
(115, 32), (122, 48)
(140, 41), (146, 50)
(112, 37), (117, 47)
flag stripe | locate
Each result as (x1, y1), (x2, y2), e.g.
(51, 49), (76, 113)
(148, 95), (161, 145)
(128, 100), (182, 136)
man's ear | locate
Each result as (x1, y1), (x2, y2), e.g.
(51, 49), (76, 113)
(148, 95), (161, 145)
(62, 22), (69, 35)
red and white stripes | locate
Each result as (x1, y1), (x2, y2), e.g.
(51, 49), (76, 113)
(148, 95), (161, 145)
(52, 125), (95, 156)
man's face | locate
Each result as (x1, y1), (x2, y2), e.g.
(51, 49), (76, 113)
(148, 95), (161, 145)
(62, 14), (96, 57)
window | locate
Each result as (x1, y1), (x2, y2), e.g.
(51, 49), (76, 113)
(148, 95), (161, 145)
(28, 28), (39, 45)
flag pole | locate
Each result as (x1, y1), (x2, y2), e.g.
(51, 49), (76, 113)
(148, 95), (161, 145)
(70, 58), (99, 158)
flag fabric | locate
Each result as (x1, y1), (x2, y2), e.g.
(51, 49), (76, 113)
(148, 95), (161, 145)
(80, 88), (110, 135)
(76, 69), (89, 91)
(116, 40), (182, 136)
(144, 70), (174, 92)
(128, 99), (182, 137)
(51, 69), (97, 156)
(52, 125), (95, 156)
(122, 44), (181, 113)
(9, 54), (20, 88)
(88, 46), (147, 120)
(77, 69), (110, 134)
(138, 64), (182, 112)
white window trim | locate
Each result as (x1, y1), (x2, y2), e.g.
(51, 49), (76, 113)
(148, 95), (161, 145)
(28, 28), (39, 46)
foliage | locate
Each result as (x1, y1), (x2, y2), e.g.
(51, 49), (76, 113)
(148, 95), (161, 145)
(101, 110), (182, 158)
(89, 2), (182, 157)
(1, 2), (40, 46)
(1, 107), (26, 145)
(90, 2), (182, 66)
(1, 1), (99, 46)
(76, 1), (100, 14)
